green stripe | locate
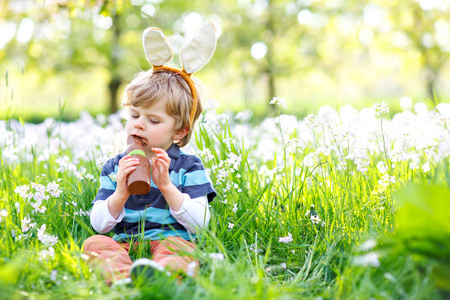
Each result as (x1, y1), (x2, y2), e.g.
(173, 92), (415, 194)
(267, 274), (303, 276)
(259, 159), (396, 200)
(128, 149), (146, 157)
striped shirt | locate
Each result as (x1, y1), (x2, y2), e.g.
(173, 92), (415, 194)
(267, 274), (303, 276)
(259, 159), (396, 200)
(93, 144), (216, 242)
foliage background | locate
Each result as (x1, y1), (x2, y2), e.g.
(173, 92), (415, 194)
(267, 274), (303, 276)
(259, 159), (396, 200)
(2, 0), (450, 121)
(1, 1), (450, 299)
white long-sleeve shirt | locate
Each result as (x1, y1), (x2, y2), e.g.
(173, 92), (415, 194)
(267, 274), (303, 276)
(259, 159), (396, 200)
(90, 193), (210, 234)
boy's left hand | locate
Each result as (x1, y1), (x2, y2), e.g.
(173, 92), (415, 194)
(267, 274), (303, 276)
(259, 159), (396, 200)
(151, 148), (173, 192)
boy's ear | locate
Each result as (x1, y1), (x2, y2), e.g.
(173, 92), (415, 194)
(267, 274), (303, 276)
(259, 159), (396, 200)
(172, 126), (189, 141)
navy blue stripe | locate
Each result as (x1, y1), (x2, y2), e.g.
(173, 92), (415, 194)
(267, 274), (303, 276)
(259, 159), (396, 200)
(183, 183), (216, 199)
(114, 220), (185, 233)
(93, 189), (114, 203)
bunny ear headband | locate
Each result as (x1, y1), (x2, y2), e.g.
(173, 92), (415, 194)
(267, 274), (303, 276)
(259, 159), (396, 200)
(142, 22), (217, 128)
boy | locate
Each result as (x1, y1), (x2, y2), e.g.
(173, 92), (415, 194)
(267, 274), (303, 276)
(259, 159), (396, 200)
(83, 23), (217, 284)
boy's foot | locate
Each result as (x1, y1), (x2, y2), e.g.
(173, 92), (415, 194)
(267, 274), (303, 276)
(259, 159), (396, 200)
(130, 258), (168, 282)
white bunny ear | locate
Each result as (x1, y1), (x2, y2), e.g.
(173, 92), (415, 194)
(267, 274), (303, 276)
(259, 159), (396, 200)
(180, 22), (217, 74)
(142, 27), (173, 66)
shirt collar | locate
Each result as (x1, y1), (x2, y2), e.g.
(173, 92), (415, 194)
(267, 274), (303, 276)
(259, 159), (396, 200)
(166, 143), (180, 170)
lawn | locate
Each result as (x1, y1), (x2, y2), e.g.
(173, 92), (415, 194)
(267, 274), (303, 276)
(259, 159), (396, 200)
(0, 99), (449, 299)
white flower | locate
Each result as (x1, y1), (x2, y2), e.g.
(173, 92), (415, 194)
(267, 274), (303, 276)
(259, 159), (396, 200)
(235, 110), (253, 122)
(14, 185), (32, 199)
(209, 253), (225, 261)
(270, 97), (288, 109)
(186, 261), (197, 278)
(37, 224), (58, 246)
(51, 270), (58, 282)
(280, 262), (287, 270)
(0, 209), (6, 222)
(377, 161), (387, 174)
(399, 96), (413, 111)
(373, 101), (389, 117)
(228, 222), (235, 229)
(310, 215), (321, 224)
(47, 181), (62, 197)
(304, 114), (318, 128)
(38, 247), (55, 261)
(21, 217), (36, 233)
(352, 252), (380, 267)
(31, 182), (46, 193)
(358, 239), (377, 251)
(423, 162), (430, 173)
(378, 174), (396, 187)
(249, 243), (264, 253)
(279, 233), (293, 244)
(232, 203), (238, 213)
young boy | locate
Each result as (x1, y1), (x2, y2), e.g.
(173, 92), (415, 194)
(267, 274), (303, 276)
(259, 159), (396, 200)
(82, 23), (217, 283)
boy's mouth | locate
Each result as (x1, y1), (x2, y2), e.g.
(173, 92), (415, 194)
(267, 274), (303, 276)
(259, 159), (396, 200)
(132, 134), (148, 146)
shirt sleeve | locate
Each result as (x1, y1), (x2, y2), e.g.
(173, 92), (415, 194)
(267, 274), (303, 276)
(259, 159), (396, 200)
(92, 157), (119, 204)
(90, 156), (122, 233)
(90, 199), (126, 233)
(169, 193), (210, 234)
(181, 155), (216, 202)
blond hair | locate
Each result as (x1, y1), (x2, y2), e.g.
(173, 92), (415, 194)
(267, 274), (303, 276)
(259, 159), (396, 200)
(122, 68), (203, 147)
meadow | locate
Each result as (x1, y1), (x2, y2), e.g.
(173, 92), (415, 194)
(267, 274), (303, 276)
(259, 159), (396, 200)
(0, 98), (449, 299)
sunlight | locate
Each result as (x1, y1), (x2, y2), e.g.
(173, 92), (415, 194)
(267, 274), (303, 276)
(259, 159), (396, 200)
(297, 9), (313, 26)
(0, 22), (17, 49)
(93, 15), (113, 30)
(141, 4), (156, 18)
(251, 42), (267, 60)
(16, 17), (34, 43)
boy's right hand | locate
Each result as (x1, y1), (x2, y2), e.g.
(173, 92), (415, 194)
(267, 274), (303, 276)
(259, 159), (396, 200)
(115, 155), (140, 200)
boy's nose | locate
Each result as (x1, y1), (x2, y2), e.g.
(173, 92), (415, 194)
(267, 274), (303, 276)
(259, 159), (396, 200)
(134, 118), (145, 129)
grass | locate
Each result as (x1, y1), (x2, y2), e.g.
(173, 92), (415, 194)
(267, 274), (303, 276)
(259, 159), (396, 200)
(0, 101), (449, 299)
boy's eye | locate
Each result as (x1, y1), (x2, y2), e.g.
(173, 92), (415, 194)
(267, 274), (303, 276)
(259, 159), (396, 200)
(149, 119), (160, 124)
(131, 115), (139, 118)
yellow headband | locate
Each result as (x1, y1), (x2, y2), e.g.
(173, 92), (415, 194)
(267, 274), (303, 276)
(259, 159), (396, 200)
(142, 23), (217, 129)
(152, 65), (198, 128)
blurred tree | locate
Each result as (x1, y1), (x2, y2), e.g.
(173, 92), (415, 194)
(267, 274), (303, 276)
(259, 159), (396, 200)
(3, 0), (450, 118)
(379, 0), (450, 102)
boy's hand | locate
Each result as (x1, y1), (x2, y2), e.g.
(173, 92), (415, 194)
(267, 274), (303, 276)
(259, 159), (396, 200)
(151, 148), (173, 193)
(115, 155), (140, 200)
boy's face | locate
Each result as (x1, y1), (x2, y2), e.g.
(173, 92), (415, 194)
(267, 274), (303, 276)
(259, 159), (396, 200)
(126, 99), (185, 158)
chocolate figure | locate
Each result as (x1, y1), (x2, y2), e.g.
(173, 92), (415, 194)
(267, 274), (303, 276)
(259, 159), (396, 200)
(126, 135), (151, 195)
